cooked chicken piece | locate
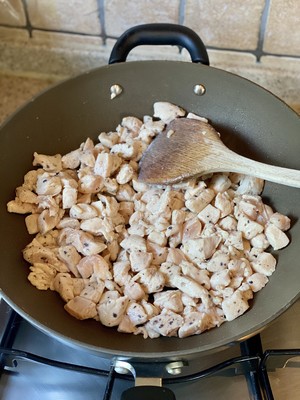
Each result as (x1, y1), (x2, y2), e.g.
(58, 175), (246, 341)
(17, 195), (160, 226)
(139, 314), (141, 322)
(129, 250), (153, 272)
(247, 273), (269, 292)
(38, 209), (64, 234)
(120, 235), (147, 253)
(76, 254), (111, 282)
(237, 214), (264, 240)
(57, 245), (82, 277)
(33, 152), (62, 172)
(23, 169), (38, 190)
(186, 112), (208, 122)
(250, 233), (270, 250)
(94, 153), (122, 177)
(124, 280), (146, 301)
(182, 234), (221, 262)
(7, 198), (37, 214)
(148, 230), (167, 247)
(35, 173), (62, 196)
(25, 213), (39, 234)
(210, 269), (231, 290)
(178, 312), (213, 338)
(206, 251), (230, 272)
(65, 296), (98, 320)
(110, 142), (140, 160)
(116, 164), (135, 184)
(59, 228), (107, 256)
(237, 199), (260, 220)
(97, 295), (129, 327)
(185, 188), (215, 213)
(180, 261), (211, 289)
(117, 315), (136, 333)
(69, 204), (98, 220)
(228, 258), (252, 278)
(56, 217), (80, 229)
(159, 262), (181, 287)
(265, 224), (289, 250)
(80, 217), (115, 242)
(15, 186), (38, 204)
(170, 274), (211, 308)
(166, 248), (187, 265)
(269, 212), (291, 231)
(80, 281), (105, 303)
(222, 290), (249, 321)
(235, 175), (264, 195)
(198, 204), (221, 225)
(153, 102), (185, 124)
(218, 215), (238, 231)
(23, 239), (68, 272)
(113, 261), (131, 286)
(146, 242), (168, 265)
(209, 174), (231, 193)
(118, 201), (135, 224)
(51, 272), (74, 302)
(78, 174), (103, 194)
(126, 302), (148, 326)
(146, 309), (184, 337)
(153, 290), (184, 313)
(98, 131), (119, 148)
(214, 192), (233, 218)
(61, 149), (81, 169)
(224, 231), (244, 250)
(256, 204), (274, 225)
(28, 263), (57, 290)
(62, 187), (77, 209)
(133, 267), (165, 294)
(251, 252), (276, 276)
(122, 116), (143, 135)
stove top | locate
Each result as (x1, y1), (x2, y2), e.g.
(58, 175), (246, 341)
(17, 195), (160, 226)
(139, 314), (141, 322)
(1, 298), (300, 399)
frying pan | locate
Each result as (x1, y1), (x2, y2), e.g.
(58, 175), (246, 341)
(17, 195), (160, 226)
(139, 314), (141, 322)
(0, 23), (299, 392)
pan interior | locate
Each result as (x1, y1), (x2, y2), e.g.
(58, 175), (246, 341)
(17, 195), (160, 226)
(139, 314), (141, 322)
(0, 60), (299, 359)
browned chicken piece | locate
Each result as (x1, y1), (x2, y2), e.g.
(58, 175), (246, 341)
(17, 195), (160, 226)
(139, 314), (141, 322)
(80, 281), (105, 303)
(51, 272), (75, 302)
(97, 295), (129, 327)
(28, 263), (57, 290)
(65, 296), (98, 320)
(33, 152), (62, 172)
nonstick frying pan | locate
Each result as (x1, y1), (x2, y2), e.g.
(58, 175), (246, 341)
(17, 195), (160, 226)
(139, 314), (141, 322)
(0, 24), (300, 371)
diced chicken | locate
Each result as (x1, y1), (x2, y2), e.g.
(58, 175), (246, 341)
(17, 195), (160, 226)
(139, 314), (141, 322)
(94, 153), (122, 177)
(124, 280), (145, 301)
(209, 174), (232, 193)
(113, 261), (131, 286)
(210, 269), (231, 290)
(247, 273), (269, 292)
(120, 235), (147, 253)
(250, 233), (270, 250)
(51, 272), (75, 302)
(182, 234), (221, 262)
(15, 186), (38, 204)
(33, 152), (62, 172)
(153, 102), (185, 124)
(57, 245), (82, 277)
(78, 174), (103, 194)
(35, 173), (62, 196)
(69, 204), (98, 220)
(129, 250), (153, 272)
(178, 312), (213, 338)
(237, 214), (264, 240)
(235, 175), (264, 195)
(116, 163), (135, 184)
(7, 198), (36, 214)
(214, 192), (233, 217)
(222, 290), (249, 321)
(64, 296), (98, 320)
(251, 252), (276, 276)
(180, 260), (211, 289)
(126, 302), (148, 326)
(265, 224), (290, 250)
(133, 267), (165, 293)
(28, 263), (57, 290)
(154, 290), (184, 313)
(146, 309), (184, 337)
(80, 281), (105, 303)
(97, 296), (129, 327)
(198, 204), (221, 225)
(117, 315), (136, 334)
(25, 213), (39, 234)
(269, 212), (290, 231)
(185, 188), (215, 213)
(170, 274), (211, 308)
(62, 187), (77, 209)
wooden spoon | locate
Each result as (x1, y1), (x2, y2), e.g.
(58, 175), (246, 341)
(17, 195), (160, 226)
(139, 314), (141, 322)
(138, 118), (300, 187)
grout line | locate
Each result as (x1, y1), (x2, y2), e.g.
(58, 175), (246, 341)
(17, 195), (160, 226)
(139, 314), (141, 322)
(254, 0), (271, 61)
(21, 0), (33, 38)
(97, 0), (107, 45)
(178, 0), (186, 25)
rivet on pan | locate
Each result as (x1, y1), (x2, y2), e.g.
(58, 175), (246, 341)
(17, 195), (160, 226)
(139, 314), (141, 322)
(110, 84), (123, 99)
(165, 361), (185, 375)
(193, 84), (206, 96)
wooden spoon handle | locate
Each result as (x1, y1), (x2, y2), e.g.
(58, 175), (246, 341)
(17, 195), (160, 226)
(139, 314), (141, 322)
(220, 150), (300, 188)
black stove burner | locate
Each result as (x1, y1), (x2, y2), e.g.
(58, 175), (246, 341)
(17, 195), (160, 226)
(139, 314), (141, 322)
(0, 301), (299, 400)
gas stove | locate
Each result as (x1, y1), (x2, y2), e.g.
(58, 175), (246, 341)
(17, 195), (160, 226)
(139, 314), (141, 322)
(0, 297), (299, 399)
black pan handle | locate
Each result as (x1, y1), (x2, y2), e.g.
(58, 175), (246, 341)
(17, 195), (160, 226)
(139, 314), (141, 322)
(108, 23), (209, 65)
(121, 385), (176, 400)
